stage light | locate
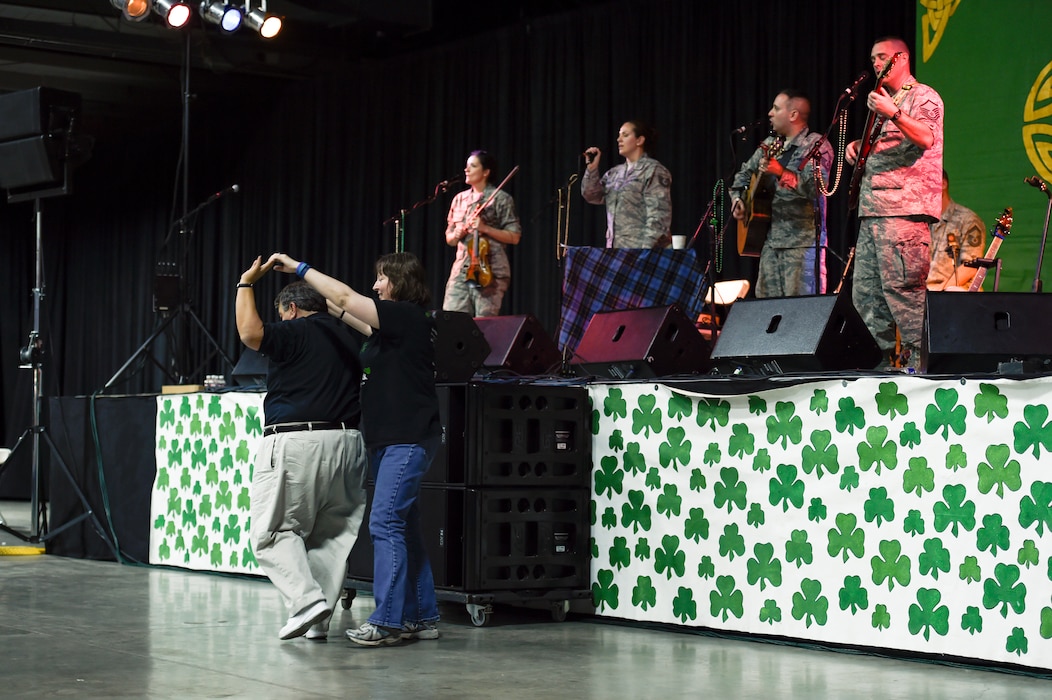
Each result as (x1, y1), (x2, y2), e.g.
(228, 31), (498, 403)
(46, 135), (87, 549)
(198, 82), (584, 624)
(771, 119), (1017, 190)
(154, 0), (192, 28)
(110, 0), (151, 22)
(244, 9), (282, 39)
(200, 2), (243, 33)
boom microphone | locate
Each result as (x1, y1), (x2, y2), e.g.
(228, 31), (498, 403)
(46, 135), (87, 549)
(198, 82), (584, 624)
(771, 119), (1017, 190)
(730, 118), (766, 135)
(844, 71), (870, 96)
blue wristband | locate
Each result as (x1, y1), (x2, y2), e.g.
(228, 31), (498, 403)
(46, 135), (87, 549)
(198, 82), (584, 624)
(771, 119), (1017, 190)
(295, 262), (311, 278)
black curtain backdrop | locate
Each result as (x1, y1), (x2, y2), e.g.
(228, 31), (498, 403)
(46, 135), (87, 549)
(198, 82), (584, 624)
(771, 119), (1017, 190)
(0, 0), (914, 496)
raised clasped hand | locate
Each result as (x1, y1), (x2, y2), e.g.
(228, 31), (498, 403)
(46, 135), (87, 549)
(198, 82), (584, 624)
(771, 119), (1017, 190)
(267, 252), (299, 273)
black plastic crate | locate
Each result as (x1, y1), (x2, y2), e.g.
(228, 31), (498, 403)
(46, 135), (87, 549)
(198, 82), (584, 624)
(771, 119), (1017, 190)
(462, 488), (589, 591)
(464, 382), (591, 488)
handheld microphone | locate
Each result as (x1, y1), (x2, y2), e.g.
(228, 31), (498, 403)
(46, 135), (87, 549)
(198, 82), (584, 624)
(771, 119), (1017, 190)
(730, 119), (766, 135)
(583, 148), (599, 165)
(844, 71), (870, 96)
(1024, 175), (1049, 193)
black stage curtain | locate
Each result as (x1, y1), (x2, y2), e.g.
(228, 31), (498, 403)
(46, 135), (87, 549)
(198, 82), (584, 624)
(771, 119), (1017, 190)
(0, 0), (914, 495)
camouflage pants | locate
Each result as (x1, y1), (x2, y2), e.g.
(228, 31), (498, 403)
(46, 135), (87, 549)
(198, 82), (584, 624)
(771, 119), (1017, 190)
(443, 273), (509, 317)
(756, 244), (827, 298)
(852, 217), (930, 368)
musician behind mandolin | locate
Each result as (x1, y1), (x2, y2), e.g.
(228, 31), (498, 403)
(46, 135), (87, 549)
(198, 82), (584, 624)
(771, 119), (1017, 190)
(926, 169), (986, 291)
(442, 149), (522, 317)
(729, 89), (832, 298)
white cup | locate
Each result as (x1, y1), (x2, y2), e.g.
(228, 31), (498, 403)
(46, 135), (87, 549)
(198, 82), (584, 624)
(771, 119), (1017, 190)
(671, 235), (687, 249)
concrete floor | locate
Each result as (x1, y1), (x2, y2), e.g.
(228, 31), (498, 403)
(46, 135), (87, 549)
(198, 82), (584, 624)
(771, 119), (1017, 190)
(1, 501), (1050, 699)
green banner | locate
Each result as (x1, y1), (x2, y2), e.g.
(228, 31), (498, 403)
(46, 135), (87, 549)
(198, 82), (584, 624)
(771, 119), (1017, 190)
(919, 0), (1052, 291)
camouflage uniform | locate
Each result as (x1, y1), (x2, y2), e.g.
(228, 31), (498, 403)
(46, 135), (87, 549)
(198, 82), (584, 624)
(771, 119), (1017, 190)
(581, 154), (672, 249)
(852, 77), (943, 370)
(730, 128), (833, 297)
(927, 198), (985, 290)
(443, 185), (520, 317)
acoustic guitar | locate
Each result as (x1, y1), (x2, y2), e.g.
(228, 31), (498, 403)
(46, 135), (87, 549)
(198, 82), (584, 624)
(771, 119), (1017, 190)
(847, 52), (902, 211)
(736, 136), (783, 257)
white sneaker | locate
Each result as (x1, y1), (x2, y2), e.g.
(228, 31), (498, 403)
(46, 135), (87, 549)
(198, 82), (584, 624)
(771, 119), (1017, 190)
(345, 622), (403, 647)
(402, 621), (440, 640)
(305, 622), (328, 641)
(279, 600), (331, 640)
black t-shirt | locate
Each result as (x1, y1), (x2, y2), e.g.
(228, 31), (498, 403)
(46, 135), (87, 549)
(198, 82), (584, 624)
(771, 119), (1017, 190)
(359, 300), (441, 449)
(258, 313), (362, 427)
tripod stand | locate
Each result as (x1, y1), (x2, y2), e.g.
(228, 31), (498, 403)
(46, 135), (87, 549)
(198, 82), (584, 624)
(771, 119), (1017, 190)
(103, 198), (236, 391)
(0, 198), (117, 556)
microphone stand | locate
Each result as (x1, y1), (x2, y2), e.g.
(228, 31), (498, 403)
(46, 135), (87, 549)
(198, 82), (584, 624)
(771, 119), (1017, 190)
(800, 88), (856, 296)
(105, 186), (236, 391)
(689, 181), (724, 344)
(383, 178), (459, 254)
(1031, 184), (1052, 292)
(800, 81), (860, 296)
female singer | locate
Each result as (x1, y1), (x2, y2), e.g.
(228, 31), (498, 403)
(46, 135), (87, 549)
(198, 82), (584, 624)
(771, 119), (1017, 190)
(581, 119), (673, 249)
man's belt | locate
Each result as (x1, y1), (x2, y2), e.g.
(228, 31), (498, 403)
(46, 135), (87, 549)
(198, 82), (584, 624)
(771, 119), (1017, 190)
(263, 421), (354, 437)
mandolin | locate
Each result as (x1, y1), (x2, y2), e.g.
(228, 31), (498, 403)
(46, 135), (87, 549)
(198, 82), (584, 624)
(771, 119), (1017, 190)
(964, 207), (1013, 292)
(847, 52), (902, 211)
(736, 136), (783, 257)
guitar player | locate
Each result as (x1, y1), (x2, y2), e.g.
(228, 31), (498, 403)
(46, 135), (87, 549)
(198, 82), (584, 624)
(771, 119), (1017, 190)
(730, 89), (833, 298)
(926, 169), (986, 291)
(845, 36), (943, 372)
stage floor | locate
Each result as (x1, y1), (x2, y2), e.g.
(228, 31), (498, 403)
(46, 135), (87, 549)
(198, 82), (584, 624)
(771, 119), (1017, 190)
(1, 501), (1051, 698)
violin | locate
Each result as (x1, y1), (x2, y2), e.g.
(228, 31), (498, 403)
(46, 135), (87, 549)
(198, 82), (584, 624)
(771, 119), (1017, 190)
(464, 221), (493, 288)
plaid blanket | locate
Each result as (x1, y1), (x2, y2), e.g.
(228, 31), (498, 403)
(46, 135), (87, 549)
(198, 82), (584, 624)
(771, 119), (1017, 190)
(557, 247), (707, 354)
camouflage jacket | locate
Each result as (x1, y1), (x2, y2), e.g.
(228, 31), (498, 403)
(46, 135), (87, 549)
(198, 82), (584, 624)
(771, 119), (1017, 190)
(857, 78), (944, 221)
(581, 154), (672, 249)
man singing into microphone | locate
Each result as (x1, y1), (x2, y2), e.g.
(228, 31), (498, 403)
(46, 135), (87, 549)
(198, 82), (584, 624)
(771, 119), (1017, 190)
(730, 89), (833, 297)
(846, 36), (943, 372)
(926, 170), (985, 291)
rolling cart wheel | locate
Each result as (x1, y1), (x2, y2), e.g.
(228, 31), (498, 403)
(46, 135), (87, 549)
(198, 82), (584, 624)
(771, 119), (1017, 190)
(551, 600), (569, 622)
(467, 603), (490, 627)
(341, 589), (357, 610)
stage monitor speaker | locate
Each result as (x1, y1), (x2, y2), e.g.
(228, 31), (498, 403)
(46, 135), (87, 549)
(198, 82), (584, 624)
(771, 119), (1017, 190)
(432, 310), (490, 382)
(230, 348), (268, 388)
(473, 314), (561, 375)
(571, 304), (711, 379)
(924, 292), (1052, 374)
(710, 294), (881, 374)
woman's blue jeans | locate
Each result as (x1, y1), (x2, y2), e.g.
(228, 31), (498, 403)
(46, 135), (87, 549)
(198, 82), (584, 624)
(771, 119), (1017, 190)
(367, 436), (440, 628)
